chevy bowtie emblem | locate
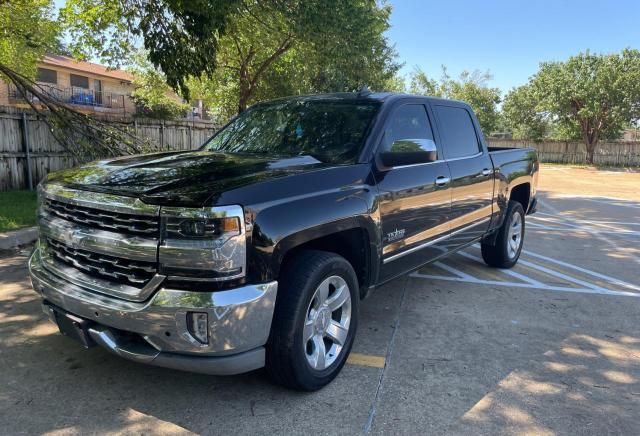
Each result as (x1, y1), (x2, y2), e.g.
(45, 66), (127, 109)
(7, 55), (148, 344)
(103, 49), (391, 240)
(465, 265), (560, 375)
(70, 229), (83, 248)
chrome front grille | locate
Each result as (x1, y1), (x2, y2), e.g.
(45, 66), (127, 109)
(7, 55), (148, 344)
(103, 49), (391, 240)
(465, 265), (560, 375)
(44, 198), (159, 236)
(38, 184), (163, 301)
(46, 237), (156, 287)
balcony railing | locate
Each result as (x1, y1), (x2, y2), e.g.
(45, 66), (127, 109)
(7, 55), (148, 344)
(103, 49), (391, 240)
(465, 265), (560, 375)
(8, 83), (127, 110)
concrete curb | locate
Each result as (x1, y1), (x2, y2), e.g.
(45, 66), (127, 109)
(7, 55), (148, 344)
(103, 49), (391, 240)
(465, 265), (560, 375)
(0, 226), (38, 250)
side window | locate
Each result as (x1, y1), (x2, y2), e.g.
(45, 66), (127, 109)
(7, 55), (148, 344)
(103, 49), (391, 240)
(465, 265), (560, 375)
(384, 104), (434, 153)
(37, 68), (57, 84)
(434, 105), (481, 159)
(70, 74), (89, 89)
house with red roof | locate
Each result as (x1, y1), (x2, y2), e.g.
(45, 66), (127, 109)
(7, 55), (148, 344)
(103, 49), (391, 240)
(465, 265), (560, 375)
(1, 54), (136, 115)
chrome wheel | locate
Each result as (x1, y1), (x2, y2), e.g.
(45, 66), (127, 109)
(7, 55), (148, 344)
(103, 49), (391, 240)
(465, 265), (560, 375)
(303, 275), (352, 371)
(507, 212), (523, 259)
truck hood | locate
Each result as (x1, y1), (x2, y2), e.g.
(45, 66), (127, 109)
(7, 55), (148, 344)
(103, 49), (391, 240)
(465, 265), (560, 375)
(45, 150), (332, 207)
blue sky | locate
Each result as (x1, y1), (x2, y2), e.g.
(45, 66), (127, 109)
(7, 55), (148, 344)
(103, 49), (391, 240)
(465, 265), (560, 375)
(53, 0), (639, 95)
(386, 0), (640, 93)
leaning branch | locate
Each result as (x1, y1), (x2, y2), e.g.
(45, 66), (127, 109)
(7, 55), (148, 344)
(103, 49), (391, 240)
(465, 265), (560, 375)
(0, 63), (151, 161)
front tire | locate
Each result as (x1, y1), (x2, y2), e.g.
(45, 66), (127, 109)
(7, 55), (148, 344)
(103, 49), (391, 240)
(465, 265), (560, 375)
(266, 250), (359, 391)
(481, 200), (525, 268)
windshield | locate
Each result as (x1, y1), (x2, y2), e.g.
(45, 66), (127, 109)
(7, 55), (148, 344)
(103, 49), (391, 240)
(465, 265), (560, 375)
(201, 99), (380, 164)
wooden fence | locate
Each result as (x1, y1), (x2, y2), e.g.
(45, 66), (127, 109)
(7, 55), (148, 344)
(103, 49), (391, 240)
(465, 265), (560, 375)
(488, 138), (640, 167)
(2, 106), (640, 191)
(0, 107), (217, 191)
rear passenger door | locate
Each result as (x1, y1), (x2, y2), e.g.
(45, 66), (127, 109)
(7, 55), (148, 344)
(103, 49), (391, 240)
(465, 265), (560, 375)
(432, 103), (494, 248)
(375, 103), (452, 282)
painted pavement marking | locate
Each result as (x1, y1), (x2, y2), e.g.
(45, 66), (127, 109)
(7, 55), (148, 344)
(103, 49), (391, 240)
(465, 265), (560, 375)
(411, 247), (640, 298)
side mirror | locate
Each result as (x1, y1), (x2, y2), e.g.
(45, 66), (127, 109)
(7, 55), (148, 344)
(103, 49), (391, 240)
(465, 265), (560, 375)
(379, 139), (438, 167)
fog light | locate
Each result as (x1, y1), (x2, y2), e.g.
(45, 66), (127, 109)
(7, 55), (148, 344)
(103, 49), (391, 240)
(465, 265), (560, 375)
(186, 312), (209, 344)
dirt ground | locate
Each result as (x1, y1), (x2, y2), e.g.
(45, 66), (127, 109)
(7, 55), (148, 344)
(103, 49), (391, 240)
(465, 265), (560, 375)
(538, 164), (640, 200)
(1, 164), (639, 435)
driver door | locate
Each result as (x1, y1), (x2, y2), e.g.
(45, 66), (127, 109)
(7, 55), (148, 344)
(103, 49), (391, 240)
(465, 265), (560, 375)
(375, 103), (452, 282)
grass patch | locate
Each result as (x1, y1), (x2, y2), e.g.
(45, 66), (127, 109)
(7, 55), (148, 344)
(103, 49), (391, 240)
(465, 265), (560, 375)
(0, 190), (38, 232)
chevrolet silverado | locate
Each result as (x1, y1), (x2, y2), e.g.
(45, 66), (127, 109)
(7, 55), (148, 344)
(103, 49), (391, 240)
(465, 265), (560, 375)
(29, 92), (539, 390)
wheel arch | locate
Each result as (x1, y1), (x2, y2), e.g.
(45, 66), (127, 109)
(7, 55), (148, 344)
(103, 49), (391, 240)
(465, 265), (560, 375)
(509, 182), (531, 213)
(272, 219), (378, 299)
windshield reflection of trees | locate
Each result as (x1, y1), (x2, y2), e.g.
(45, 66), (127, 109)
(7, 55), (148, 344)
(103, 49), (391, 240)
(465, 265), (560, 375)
(204, 100), (380, 164)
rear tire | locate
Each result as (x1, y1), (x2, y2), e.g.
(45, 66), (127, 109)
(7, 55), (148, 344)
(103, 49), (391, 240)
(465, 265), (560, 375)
(481, 200), (525, 268)
(266, 250), (359, 391)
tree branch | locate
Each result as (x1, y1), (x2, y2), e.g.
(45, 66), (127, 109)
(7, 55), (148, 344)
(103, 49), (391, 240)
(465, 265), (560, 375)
(0, 62), (152, 161)
(249, 36), (293, 88)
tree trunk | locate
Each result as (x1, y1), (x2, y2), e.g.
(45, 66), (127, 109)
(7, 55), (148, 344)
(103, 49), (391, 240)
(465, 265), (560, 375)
(238, 90), (250, 114)
(579, 117), (598, 165)
(238, 66), (251, 114)
(585, 138), (598, 165)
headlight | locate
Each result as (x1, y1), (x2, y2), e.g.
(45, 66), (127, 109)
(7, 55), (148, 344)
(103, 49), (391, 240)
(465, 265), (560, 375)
(166, 216), (240, 239)
(159, 205), (246, 281)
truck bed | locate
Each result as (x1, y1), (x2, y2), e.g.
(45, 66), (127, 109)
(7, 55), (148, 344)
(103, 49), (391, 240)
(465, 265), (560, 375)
(488, 146), (537, 166)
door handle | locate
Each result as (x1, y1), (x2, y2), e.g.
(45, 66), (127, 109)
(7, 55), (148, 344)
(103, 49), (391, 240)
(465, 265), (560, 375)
(435, 176), (450, 187)
(481, 168), (492, 176)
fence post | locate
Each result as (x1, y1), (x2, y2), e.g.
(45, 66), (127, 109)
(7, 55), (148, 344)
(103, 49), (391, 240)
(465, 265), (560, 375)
(160, 120), (165, 149)
(20, 112), (34, 191)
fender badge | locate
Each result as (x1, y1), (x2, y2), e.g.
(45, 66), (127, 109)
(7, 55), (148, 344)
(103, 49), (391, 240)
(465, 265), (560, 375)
(387, 228), (405, 242)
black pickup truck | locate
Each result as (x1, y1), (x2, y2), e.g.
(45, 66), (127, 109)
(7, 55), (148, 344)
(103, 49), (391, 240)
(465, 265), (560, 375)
(29, 92), (538, 390)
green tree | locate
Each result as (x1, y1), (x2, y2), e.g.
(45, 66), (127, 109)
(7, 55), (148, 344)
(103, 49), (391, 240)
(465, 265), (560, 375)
(409, 69), (438, 96)
(191, 0), (399, 118)
(502, 84), (550, 141)
(382, 74), (407, 93)
(507, 49), (640, 163)
(409, 67), (501, 134)
(61, 0), (239, 98)
(0, 0), (59, 78)
(128, 52), (189, 120)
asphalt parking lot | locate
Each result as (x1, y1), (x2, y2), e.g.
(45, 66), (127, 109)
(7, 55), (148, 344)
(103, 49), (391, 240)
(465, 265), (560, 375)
(1, 164), (640, 435)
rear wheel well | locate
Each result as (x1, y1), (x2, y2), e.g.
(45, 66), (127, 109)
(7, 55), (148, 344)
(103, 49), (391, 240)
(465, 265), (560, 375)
(279, 228), (370, 298)
(509, 183), (531, 212)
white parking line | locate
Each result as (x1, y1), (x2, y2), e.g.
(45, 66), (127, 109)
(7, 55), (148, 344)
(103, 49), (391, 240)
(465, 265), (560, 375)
(538, 199), (640, 267)
(466, 247), (608, 291)
(457, 251), (544, 287)
(536, 212), (640, 227)
(410, 199), (640, 298)
(550, 194), (640, 209)
(433, 261), (476, 280)
(526, 221), (556, 230)
(517, 258), (605, 291)
(531, 212), (640, 235)
(522, 249), (640, 293)
(411, 246), (640, 298)
(530, 215), (584, 230)
(526, 226), (640, 237)
(410, 271), (640, 298)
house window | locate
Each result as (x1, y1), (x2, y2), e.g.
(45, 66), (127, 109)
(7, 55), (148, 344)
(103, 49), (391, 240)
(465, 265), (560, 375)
(37, 68), (57, 84)
(70, 74), (89, 89)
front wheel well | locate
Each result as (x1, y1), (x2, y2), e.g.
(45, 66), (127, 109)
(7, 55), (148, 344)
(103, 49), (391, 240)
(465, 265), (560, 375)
(278, 228), (371, 298)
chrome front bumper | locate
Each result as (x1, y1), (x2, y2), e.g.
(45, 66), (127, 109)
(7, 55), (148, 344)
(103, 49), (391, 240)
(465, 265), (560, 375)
(29, 248), (278, 375)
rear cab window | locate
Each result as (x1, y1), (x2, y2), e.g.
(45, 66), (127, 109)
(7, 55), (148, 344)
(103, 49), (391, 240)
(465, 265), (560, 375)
(433, 105), (482, 159)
